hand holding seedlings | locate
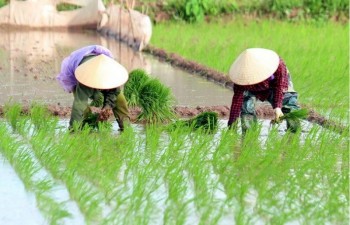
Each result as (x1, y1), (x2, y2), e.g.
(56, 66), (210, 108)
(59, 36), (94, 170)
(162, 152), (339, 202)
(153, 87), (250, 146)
(274, 107), (284, 122)
(271, 108), (308, 125)
(271, 109), (308, 133)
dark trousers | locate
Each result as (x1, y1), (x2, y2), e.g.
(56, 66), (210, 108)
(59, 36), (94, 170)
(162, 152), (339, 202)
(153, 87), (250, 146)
(240, 91), (301, 133)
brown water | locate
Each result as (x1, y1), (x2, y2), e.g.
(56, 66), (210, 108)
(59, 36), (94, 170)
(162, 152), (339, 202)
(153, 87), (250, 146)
(0, 29), (233, 107)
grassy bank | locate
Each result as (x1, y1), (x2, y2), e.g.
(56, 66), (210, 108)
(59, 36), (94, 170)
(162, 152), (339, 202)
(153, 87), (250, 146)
(150, 18), (349, 122)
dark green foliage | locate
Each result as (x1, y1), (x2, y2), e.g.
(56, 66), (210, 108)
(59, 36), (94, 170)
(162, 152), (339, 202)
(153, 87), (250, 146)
(138, 78), (176, 124)
(124, 69), (150, 107)
(236, 0), (348, 21)
(0, 0), (8, 8)
(170, 111), (218, 132)
(56, 3), (81, 11)
(146, 0), (348, 22)
(166, 0), (237, 22)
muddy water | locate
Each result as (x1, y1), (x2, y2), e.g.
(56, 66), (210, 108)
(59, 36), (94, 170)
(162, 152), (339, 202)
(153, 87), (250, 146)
(0, 28), (233, 107)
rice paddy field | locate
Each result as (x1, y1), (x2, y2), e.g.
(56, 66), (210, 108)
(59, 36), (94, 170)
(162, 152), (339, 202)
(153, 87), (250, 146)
(0, 14), (349, 225)
(150, 18), (349, 122)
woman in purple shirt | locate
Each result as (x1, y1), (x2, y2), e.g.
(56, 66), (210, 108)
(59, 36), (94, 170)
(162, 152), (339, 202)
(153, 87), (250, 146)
(57, 45), (129, 131)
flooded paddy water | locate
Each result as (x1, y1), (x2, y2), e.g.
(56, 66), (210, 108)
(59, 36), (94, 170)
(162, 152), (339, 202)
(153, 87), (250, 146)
(0, 112), (346, 225)
(0, 28), (348, 225)
(0, 28), (233, 108)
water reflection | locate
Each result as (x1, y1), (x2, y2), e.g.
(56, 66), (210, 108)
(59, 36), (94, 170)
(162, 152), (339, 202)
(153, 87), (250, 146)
(0, 28), (233, 107)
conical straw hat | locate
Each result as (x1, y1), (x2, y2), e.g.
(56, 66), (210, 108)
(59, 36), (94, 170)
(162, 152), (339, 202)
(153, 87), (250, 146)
(75, 54), (128, 89)
(229, 48), (279, 85)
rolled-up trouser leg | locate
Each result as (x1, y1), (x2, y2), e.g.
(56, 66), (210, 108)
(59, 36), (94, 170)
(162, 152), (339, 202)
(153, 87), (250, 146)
(240, 91), (258, 135)
(112, 92), (129, 131)
(282, 92), (301, 133)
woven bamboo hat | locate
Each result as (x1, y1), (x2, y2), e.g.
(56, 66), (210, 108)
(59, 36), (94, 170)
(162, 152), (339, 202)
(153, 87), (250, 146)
(229, 48), (279, 85)
(75, 54), (128, 89)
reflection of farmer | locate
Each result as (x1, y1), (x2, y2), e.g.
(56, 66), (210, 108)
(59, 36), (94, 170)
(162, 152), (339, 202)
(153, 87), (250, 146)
(227, 48), (300, 133)
(57, 45), (129, 131)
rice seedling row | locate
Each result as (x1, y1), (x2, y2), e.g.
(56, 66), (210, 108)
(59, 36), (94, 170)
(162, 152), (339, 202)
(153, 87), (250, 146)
(0, 103), (348, 224)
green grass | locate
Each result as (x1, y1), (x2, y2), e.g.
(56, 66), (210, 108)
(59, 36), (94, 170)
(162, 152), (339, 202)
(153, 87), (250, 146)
(150, 18), (349, 122)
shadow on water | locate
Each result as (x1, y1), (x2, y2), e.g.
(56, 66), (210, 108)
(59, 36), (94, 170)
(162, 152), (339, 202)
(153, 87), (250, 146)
(0, 29), (233, 107)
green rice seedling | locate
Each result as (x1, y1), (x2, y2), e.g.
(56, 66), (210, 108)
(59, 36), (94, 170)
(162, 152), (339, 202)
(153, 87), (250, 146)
(36, 193), (72, 225)
(124, 69), (151, 107)
(3, 101), (22, 131)
(29, 102), (57, 131)
(0, 122), (72, 224)
(169, 111), (219, 133)
(138, 78), (176, 123)
(280, 108), (308, 120)
(271, 109), (309, 132)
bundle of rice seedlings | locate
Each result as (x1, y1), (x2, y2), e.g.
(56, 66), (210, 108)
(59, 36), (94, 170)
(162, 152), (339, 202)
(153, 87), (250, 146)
(280, 108), (308, 121)
(138, 78), (176, 124)
(124, 69), (150, 107)
(81, 107), (111, 130)
(170, 111), (219, 132)
(271, 109), (308, 132)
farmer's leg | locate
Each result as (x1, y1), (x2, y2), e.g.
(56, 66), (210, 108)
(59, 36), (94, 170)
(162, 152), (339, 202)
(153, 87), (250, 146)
(240, 91), (258, 135)
(282, 92), (301, 133)
(70, 83), (94, 129)
(112, 92), (130, 131)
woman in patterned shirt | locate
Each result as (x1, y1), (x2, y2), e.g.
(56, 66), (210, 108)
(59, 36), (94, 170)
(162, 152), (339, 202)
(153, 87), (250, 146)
(227, 48), (301, 133)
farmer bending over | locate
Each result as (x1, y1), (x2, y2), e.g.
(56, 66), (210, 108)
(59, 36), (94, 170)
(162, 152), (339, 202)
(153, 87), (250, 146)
(57, 45), (129, 131)
(227, 48), (300, 133)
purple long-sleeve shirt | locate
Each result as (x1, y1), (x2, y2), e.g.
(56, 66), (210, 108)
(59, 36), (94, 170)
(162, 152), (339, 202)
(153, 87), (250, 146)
(56, 45), (114, 93)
